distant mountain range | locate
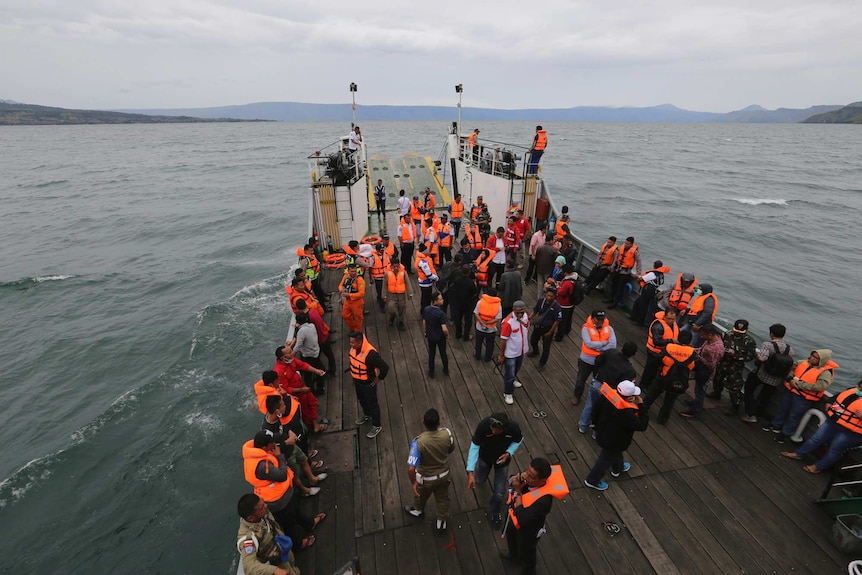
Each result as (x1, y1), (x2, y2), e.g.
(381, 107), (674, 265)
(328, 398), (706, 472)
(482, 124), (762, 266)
(802, 101), (862, 124)
(0, 101), (260, 126)
(118, 101), (847, 123)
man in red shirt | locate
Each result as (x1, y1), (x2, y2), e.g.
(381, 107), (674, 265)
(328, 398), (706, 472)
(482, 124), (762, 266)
(514, 210), (530, 268)
(274, 345), (328, 433)
(504, 216), (522, 263)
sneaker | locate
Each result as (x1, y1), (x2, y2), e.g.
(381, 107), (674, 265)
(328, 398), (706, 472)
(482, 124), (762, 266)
(312, 473), (328, 483)
(404, 505), (423, 517)
(763, 425), (781, 434)
(740, 415), (758, 423)
(355, 415), (370, 426)
(367, 426), (383, 439)
(775, 435), (787, 445)
(679, 411), (696, 419)
(610, 462), (632, 478)
(503, 393), (514, 405)
(436, 519), (447, 532)
(490, 513), (502, 527)
(578, 426), (588, 434)
(513, 380), (523, 388)
(301, 487), (321, 497)
(584, 479), (609, 491)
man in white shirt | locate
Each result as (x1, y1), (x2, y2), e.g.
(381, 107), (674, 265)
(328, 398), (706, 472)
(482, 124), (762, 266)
(498, 301), (530, 405)
(348, 126), (362, 153)
(397, 189), (411, 218)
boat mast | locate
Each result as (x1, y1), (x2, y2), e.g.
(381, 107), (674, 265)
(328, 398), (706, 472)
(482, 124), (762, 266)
(455, 83), (463, 137)
(350, 82), (358, 128)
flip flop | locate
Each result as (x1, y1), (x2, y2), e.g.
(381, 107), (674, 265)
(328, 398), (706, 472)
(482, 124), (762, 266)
(307, 449), (319, 459)
(780, 452), (802, 460)
(320, 418), (331, 425)
(299, 535), (316, 550)
(803, 465), (821, 474)
(313, 513), (326, 528)
(315, 423), (329, 433)
(311, 460), (325, 470)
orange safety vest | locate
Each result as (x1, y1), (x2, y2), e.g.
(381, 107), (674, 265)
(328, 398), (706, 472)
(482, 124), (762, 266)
(827, 388), (862, 435)
(466, 225), (483, 250)
(533, 130), (548, 151)
(439, 223), (452, 247)
(450, 200), (464, 220)
(686, 293), (718, 322)
(415, 251), (436, 281)
(285, 285), (324, 316)
(555, 219), (568, 240)
(242, 440), (293, 502)
(470, 204), (483, 221)
(349, 336), (377, 381)
(597, 242), (618, 267)
(785, 360), (839, 401)
(252, 381), (300, 424)
(385, 269), (407, 294)
(507, 465), (568, 529)
(616, 243), (639, 269)
(476, 294), (501, 327)
(423, 227), (439, 255)
(581, 318), (612, 358)
(646, 312), (679, 354)
(639, 265), (671, 288)
(600, 382), (639, 413)
(660, 344), (696, 376)
(475, 251), (495, 287)
(399, 220), (417, 243)
(339, 273), (365, 298)
(468, 132), (478, 148)
(424, 193), (436, 210)
(668, 274), (699, 311)
(410, 201), (422, 221)
(370, 252), (389, 279)
(382, 242), (396, 261)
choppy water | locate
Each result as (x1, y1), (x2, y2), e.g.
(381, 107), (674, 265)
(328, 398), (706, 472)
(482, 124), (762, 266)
(0, 121), (859, 573)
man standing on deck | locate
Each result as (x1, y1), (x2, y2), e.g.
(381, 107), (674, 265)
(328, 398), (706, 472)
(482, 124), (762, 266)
(742, 323), (794, 423)
(450, 265), (478, 341)
(423, 291), (450, 378)
(466, 413), (523, 526)
(527, 125), (547, 176)
(338, 263), (366, 333)
(374, 179), (386, 217)
(534, 234), (559, 301)
(499, 258), (524, 318)
(499, 300), (530, 405)
(578, 341), (638, 434)
(398, 215), (417, 273)
(583, 236), (618, 295)
(527, 286), (562, 371)
(468, 128), (480, 164)
(554, 264), (580, 342)
(438, 213), (453, 264)
(415, 243), (439, 310)
(708, 319), (757, 416)
(382, 260), (412, 331)
(369, 243), (390, 313)
(604, 236), (642, 309)
(639, 307), (679, 393)
(349, 331), (390, 439)
(448, 193), (465, 239)
(573, 310), (617, 405)
(680, 324), (725, 419)
(404, 408), (456, 533)
(680, 283), (718, 348)
(397, 189), (411, 218)
(525, 223), (548, 284)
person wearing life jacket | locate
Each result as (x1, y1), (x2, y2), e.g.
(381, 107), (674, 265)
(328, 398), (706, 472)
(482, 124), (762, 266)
(235, 493), (301, 575)
(286, 276), (324, 317)
(468, 128), (480, 164)
(274, 345), (328, 433)
(422, 187), (436, 212)
(464, 222), (483, 252)
(474, 248), (496, 292)
(338, 263), (366, 333)
(438, 213), (453, 263)
(573, 310), (617, 405)
(639, 307), (679, 392)
(681, 282), (717, 347)
(554, 213), (570, 241)
(526, 125), (548, 176)
(382, 260), (412, 330)
(294, 298), (335, 375)
(422, 216), (440, 266)
(768, 348), (839, 442)
(379, 233), (397, 263)
(667, 272), (699, 313)
(297, 244), (326, 304)
(584, 380), (649, 491)
(397, 215), (417, 273)
(642, 331), (697, 425)
(349, 331), (390, 439)
(604, 236), (642, 310)
(781, 378), (862, 473)
(503, 216), (522, 262)
(242, 430), (323, 551)
(469, 195), (484, 222)
(577, 341), (638, 434)
(583, 236), (618, 295)
(630, 259), (671, 326)
(414, 243), (439, 310)
(410, 196), (424, 227)
(504, 457), (568, 572)
(472, 287), (502, 362)
(447, 193), (465, 238)
(369, 243), (390, 313)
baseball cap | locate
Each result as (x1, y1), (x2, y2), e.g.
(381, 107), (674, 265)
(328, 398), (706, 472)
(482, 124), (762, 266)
(254, 429), (277, 448)
(617, 380), (641, 397)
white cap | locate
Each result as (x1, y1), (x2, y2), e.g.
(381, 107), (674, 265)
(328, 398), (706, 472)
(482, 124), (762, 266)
(617, 380), (641, 397)
(358, 244), (374, 257)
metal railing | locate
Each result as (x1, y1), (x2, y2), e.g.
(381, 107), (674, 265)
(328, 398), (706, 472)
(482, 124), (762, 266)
(457, 137), (530, 180)
(308, 139), (366, 186)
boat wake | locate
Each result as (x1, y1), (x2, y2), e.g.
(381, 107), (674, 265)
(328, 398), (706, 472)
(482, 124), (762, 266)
(732, 198), (788, 206)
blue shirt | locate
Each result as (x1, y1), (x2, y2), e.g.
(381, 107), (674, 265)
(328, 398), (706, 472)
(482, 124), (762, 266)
(423, 305), (449, 341)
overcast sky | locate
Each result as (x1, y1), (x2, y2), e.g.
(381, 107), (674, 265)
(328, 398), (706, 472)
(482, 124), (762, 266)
(2, 0), (861, 112)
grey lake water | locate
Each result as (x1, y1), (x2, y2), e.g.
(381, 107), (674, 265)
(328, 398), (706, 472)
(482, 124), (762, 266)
(0, 120), (860, 573)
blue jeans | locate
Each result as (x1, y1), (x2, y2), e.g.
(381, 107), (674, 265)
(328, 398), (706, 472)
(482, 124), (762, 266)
(474, 330), (496, 361)
(771, 387), (814, 436)
(579, 379), (602, 430)
(795, 420), (862, 471)
(504, 355), (523, 394)
(474, 458), (509, 515)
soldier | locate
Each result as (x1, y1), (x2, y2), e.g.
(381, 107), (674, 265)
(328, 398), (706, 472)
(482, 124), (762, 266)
(236, 493), (301, 575)
(404, 408), (456, 533)
(709, 319), (757, 415)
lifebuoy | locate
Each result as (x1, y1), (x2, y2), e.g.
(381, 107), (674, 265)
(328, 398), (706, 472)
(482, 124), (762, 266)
(361, 235), (382, 245)
(323, 253), (347, 269)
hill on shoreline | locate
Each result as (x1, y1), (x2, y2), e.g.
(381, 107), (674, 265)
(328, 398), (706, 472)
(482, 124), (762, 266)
(803, 101), (862, 124)
(0, 102), (263, 126)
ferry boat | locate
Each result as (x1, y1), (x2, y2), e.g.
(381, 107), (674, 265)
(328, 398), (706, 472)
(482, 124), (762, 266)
(252, 96), (860, 574)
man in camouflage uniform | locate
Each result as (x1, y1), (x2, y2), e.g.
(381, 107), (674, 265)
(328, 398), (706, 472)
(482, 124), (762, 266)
(236, 493), (300, 575)
(709, 319), (757, 415)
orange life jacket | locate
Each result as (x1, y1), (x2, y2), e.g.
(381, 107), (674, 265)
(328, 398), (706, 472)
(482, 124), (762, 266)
(410, 201), (422, 221)
(600, 382), (638, 412)
(349, 336), (377, 381)
(466, 225), (483, 250)
(468, 132), (478, 148)
(555, 219), (568, 240)
(415, 251), (436, 281)
(660, 344), (696, 376)
(581, 318), (612, 358)
(423, 227), (439, 255)
(385, 269), (407, 294)
(785, 359), (839, 401)
(285, 285), (324, 316)
(439, 223), (452, 247)
(450, 200), (464, 220)
(668, 274), (699, 311)
(252, 380), (300, 425)
(424, 193), (436, 210)
(339, 273), (364, 299)
(507, 465), (568, 530)
(370, 253), (389, 279)
(242, 440), (293, 502)
(616, 243), (638, 269)
(597, 242), (618, 267)
(475, 251), (495, 287)
(382, 242), (396, 260)
(639, 265), (671, 288)
(827, 388), (862, 435)
(686, 293), (718, 322)
(646, 311), (679, 354)
(533, 130), (548, 151)
(399, 219), (417, 243)
(476, 294), (501, 327)
(470, 204), (483, 221)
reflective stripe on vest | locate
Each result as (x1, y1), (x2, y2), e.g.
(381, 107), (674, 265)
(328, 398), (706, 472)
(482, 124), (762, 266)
(785, 360), (839, 401)
(646, 312), (679, 354)
(400, 221), (416, 242)
(242, 440), (293, 502)
(599, 382), (638, 412)
(827, 388), (862, 434)
(581, 318), (611, 357)
(415, 252), (436, 281)
(386, 269), (406, 293)
(439, 223), (452, 247)
(349, 337), (377, 381)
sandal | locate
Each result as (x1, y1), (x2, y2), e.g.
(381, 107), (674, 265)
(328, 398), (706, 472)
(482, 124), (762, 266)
(312, 513), (326, 528)
(315, 423), (329, 433)
(803, 464), (821, 474)
(320, 418), (331, 425)
(780, 452), (802, 460)
(311, 460), (325, 470)
(299, 535), (316, 550)
(307, 449), (319, 459)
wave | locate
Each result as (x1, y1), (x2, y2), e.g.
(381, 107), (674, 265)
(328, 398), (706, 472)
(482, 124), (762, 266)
(0, 274), (76, 289)
(732, 198), (788, 206)
(0, 454), (58, 509)
(30, 179), (69, 188)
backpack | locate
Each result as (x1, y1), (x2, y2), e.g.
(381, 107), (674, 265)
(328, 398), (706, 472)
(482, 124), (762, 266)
(762, 342), (793, 378)
(662, 353), (695, 394)
(562, 277), (586, 306)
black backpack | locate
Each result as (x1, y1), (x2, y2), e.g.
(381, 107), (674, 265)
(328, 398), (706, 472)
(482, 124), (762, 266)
(662, 353), (696, 394)
(562, 277), (586, 306)
(762, 342), (793, 378)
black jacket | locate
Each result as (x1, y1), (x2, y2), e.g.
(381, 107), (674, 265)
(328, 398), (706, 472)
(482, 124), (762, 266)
(593, 397), (649, 452)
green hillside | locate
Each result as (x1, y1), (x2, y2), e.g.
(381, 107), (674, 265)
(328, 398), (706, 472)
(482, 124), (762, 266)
(0, 101), (261, 125)
(802, 102), (862, 124)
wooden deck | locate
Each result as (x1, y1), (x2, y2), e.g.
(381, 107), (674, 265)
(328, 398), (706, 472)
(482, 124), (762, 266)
(294, 227), (849, 574)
